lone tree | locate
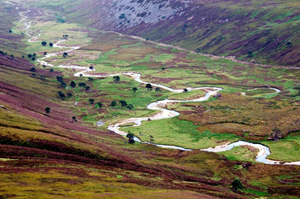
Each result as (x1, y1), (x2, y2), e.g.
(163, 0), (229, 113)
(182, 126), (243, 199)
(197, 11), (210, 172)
(44, 52), (47, 56)
(126, 132), (135, 144)
(248, 51), (253, 58)
(146, 83), (152, 91)
(72, 116), (77, 122)
(9, 29), (12, 33)
(30, 67), (36, 72)
(49, 43), (53, 47)
(127, 104), (133, 112)
(97, 102), (102, 109)
(85, 86), (90, 92)
(89, 98), (94, 104)
(31, 57), (36, 63)
(78, 82), (86, 88)
(42, 65), (46, 68)
(41, 41), (47, 46)
(111, 100), (117, 107)
(231, 179), (243, 192)
(119, 100), (127, 107)
(27, 54), (32, 58)
(183, 88), (188, 92)
(89, 66), (94, 70)
(155, 87), (161, 93)
(50, 69), (54, 72)
(270, 128), (282, 141)
(70, 81), (76, 88)
(45, 107), (51, 115)
(58, 91), (66, 100)
(62, 52), (68, 58)
(113, 76), (120, 83)
(132, 87), (138, 93)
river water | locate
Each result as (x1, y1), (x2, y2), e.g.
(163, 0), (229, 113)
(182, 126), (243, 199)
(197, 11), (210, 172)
(20, 10), (300, 166)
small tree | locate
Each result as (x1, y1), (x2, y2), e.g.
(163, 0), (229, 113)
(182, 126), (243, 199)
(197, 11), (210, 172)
(161, 67), (165, 71)
(155, 87), (161, 93)
(67, 92), (72, 98)
(97, 102), (102, 109)
(232, 179), (243, 192)
(58, 91), (66, 100)
(79, 74), (83, 77)
(183, 88), (188, 92)
(56, 76), (64, 83)
(44, 52), (47, 56)
(31, 57), (36, 62)
(50, 69), (54, 72)
(30, 67), (36, 72)
(72, 116), (77, 122)
(70, 81), (76, 88)
(146, 83), (152, 91)
(85, 86), (90, 92)
(27, 54), (32, 58)
(78, 82), (86, 88)
(113, 76), (120, 83)
(111, 100), (117, 107)
(10, 54), (14, 58)
(62, 52), (68, 58)
(248, 51), (253, 58)
(126, 132), (135, 144)
(127, 104), (133, 112)
(42, 65), (46, 68)
(9, 29), (12, 33)
(89, 66), (94, 70)
(119, 100), (127, 107)
(41, 41), (47, 46)
(88, 77), (94, 81)
(132, 87), (138, 93)
(88, 99), (94, 104)
(45, 107), (51, 115)
(49, 43), (53, 47)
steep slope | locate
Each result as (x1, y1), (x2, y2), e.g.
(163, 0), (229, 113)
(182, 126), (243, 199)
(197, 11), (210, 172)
(59, 0), (300, 66)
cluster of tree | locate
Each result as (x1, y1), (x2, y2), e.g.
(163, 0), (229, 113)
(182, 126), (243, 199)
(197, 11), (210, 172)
(56, 76), (66, 88)
(0, 51), (7, 55)
(27, 53), (37, 62)
(41, 41), (53, 47)
(145, 84), (162, 93)
(57, 91), (73, 100)
(41, 41), (47, 46)
(111, 100), (133, 111)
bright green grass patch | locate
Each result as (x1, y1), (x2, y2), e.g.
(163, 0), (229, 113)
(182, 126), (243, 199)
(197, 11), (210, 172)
(121, 117), (239, 149)
(245, 88), (276, 96)
(218, 146), (258, 162)
(260, 134), (300, 162)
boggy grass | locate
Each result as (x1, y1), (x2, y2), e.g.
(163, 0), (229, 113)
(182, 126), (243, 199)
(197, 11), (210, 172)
(121, 117), (239, 149)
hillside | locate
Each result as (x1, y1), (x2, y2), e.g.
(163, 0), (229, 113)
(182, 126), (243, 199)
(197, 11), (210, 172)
(0, 0), (300, 198)
(55, 0), (300, 66)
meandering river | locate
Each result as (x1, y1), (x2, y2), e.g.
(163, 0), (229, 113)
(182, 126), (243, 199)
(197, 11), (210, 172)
(19, 10), (300, 166)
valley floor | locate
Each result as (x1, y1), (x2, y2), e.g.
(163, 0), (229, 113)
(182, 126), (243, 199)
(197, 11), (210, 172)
(0, 0), (300, 198)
